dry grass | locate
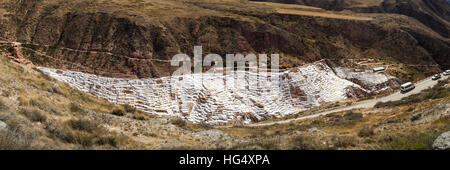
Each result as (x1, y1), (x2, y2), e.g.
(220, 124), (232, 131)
(1, 52), (448, 150)
(0, 97), (6, 111)
(19, 107), (47, 123)
(0, 52), (220, 150)
(111, 108), (125, 116)
(0, 53), (139, 149)
(170, 117), (187, 128)
(250, 1), (322, 10)
(220, 78), (449, 150)
(1, 0), (374, 23)
(45, 118), (130, 148)
(358, 125), (375, 137)
(375, 78), (450, 108)
(277, 9), (372, 21)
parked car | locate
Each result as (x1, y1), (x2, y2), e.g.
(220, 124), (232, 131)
(432, 73), (441, 80)
(443, 70), (450, 76)
(400, 82), (415, 94)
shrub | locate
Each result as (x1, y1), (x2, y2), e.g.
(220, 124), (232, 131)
(20, 107), (47, 123)
(66, 119), (98, 133)
(45, 121), (93, 146)
(72, 131), (95, 147)
(46, 120), (122, 148)
(1, 90), (11, 97)
(17, 96), (29, 106)
(0, 98), (6, 111)
(380, 132), (437, 150)
(290, 135), (325, 150)
(96, 135), (125, 147)
(70, 103), (83, 113)
(132, 112), (148, 120)
(358, 126), (375, 137)
(344, 111), (363, 121)
(123, 104), (136, 113)
(374, 101), (387, 108)
(171, 117), (186, 127)
(111, 108), (125, 116)
(436, 78), (450, 87)
(424, 86), (449, 99)
(405, 107), (414, 112)
(29, 98), (43, 107)
(375, 79), (450, 108)
(258, 137), (282, 150)
(332, 135), (358, 148)
(332, 111), (363, 126)
(0, 129), (32, 150)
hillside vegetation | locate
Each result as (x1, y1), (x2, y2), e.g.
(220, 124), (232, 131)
(0, 53), (220, 149)
(0, 0), (449, 150)
(1, 50), (449, 149)
(220, 78), (450, 150)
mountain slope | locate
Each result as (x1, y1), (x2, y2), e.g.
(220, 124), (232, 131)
(0, 53), (236, 149)
(0, 0), (448, 80)
(252, 0), (450, 38)
(0, 0), (449, 150)
(1, 52), (448, 150)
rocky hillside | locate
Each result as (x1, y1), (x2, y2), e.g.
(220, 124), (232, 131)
(1, 52), (448, 149)
(252, 0), (450, 38)
(0, 0), (448, 79)
(0, 53), (241, 149)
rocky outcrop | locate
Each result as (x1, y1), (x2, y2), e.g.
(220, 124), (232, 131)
(433, 131), (450, 150)
(410, 113), (422, 121)
(0, 121), (8, 131)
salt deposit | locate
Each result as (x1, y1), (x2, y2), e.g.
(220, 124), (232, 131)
(38, 61), (399, 125)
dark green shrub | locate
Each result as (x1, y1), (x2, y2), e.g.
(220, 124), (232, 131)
(171, 118), (186, 127)
(111, 108), (125, 116)
(344, 111), (363, 121)
(358, 126), (375, 137)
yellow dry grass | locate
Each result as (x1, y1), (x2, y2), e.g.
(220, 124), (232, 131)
(250, 1), (322, 10)
(277, 8), (372, 21)
(248, 1), (372, 20)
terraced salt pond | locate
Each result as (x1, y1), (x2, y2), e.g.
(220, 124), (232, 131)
(39, 61), (400, 125)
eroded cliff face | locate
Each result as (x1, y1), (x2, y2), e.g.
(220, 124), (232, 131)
(0, 0), (448, 79)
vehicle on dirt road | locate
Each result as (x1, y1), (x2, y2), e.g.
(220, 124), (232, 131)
(432, 73), (441, 80)
(444, 70), (450, 76)
(400, 82), (415, 94)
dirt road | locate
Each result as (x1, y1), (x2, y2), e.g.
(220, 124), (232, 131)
(248, 77), (440, 127)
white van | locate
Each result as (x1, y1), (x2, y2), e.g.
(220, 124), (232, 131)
(444, 70), (450, 76)
(400, 82), (415, 94)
